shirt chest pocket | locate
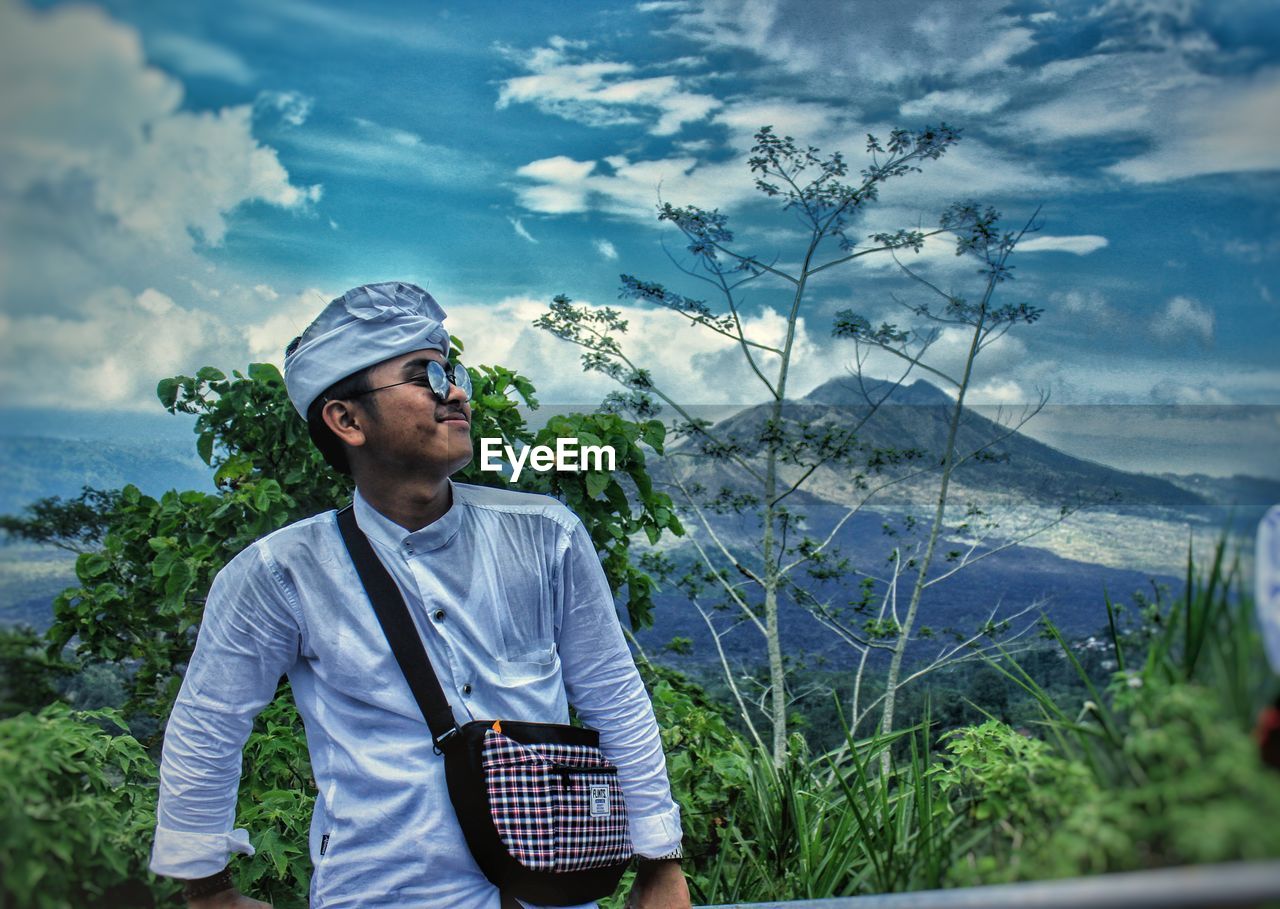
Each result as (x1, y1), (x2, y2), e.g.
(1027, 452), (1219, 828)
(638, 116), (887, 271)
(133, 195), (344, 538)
(496, 642), (560, 685)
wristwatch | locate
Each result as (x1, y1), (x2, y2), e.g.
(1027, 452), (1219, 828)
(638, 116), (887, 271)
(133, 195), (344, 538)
(181, 867), (235, 901)
(636, 847), (684, 864)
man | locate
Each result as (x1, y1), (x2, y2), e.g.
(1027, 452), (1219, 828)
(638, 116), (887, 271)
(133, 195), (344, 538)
(149, 282), (690, 909)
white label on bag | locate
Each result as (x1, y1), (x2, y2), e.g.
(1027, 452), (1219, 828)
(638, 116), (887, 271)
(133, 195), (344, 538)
(589, 785), (610, 817)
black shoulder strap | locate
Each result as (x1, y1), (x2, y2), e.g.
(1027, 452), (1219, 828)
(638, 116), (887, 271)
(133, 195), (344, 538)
(335, 505), (460, 751)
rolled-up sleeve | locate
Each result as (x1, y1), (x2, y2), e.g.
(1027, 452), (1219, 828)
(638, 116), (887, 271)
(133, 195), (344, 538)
(554, 520), (683, 857)
(150, 544), (302, 878)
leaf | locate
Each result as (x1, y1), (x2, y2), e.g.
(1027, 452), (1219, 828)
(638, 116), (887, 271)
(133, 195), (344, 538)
(585, 471), (610, 500)
(163, 559), (194, 603)
(156, 378), (180, 410)
(641, 420), (665, 450)
(79, 552), (111, 579)
(197, 432), (215, 466)
(151, 547), (178, 579)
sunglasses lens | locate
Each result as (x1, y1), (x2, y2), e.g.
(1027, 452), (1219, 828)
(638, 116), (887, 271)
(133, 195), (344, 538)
(426, 360), (449, 400)
(454, 364), (473, 400)
(426, 360), (472, 402)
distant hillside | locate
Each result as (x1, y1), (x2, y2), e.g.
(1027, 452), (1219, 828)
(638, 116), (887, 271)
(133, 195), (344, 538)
(1158, 472), (1280, 508)
(0, 436), (213, 516)
(634, 524), (1167, 667)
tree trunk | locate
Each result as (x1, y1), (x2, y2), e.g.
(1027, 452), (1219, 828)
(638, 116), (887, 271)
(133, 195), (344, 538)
(878, 309), (987, 767)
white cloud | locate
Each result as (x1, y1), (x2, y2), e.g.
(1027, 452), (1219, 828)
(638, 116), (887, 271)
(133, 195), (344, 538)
(666, 0), (1037, 85)
(1019, 235), (1109, 255)
(1152, 295), (1215, 344)
(1108, 67), (1280, 182)
(0, 1), (323, 408)
(900, 88), (1010, 118)
(0, 1), (319, 255)
(243, 288), (334, 364)
(1148, 380), (1232, 405)
(514, 151), (754, 218)
(262, 0), (454, 53)
(850, 133), (1071, 207)
(508, 217), (538, 244)
(1007, 51), (1210, 142)
(287, 116), (489, 185)
(712, 98), (846, 144)
(445, 294), (825, 407)
(594, 238), (618, 260)
(513, 127), (1049, 224)
(1003, 47), (1280, 184)
(0, 279), (343, 410)
(496, 38), (719, 135)
(148, 32), (253, 85)
(967, 378), (1030, 404)
(255, 89), (314, 127)
(0, 287), (235, 408)
(1054, 290), (1121, 331)
(636, 1), (694, 11)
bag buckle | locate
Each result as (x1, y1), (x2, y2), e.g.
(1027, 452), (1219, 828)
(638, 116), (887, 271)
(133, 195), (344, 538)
(433, 726), (460, 755)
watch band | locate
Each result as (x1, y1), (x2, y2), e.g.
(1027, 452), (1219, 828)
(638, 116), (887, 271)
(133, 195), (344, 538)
(181, 867), (235, 901)
(637, 848), (684, 863)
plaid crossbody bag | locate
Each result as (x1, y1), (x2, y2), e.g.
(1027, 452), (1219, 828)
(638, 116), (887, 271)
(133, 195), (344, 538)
(336, 507), (633, 905)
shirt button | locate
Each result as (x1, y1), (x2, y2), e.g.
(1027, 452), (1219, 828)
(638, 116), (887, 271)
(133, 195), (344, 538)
(433, 609), (445, 621)
(462, 684), (473, 696)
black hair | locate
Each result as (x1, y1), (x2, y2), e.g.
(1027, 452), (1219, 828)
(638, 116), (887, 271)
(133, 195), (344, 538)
(288, 335), (378, 476)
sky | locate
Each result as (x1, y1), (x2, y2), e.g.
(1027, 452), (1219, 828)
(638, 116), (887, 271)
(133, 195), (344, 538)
(1, 0), (1278, 477)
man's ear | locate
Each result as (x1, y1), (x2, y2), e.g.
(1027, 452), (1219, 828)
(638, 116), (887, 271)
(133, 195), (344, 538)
(321, 399), (369, 449)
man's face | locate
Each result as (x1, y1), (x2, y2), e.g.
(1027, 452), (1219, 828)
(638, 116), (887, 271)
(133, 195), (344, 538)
(348, 348), (474, 479)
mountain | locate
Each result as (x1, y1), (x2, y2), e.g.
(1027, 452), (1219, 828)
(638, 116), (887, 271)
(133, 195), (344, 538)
(635, 376), (1255, 666)
(773, 376), (1203, 510)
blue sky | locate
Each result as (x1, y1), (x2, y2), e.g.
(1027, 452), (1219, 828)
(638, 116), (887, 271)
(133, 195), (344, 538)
(1, 0), (1278, 475)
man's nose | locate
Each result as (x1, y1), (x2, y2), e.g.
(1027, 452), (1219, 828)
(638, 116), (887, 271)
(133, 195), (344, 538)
(445, 380), (470, 405)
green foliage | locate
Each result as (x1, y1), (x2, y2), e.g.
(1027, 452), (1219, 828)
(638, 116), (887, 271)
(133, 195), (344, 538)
(964, 534), (1280, 881)
(160, 363), (350, 515)
(691, 722), (957, 903)
(0, 625), (70, 717)
(234, 691), (315, 909)
(45, 480), (294, 717)
(934, 720), (1093, 884)
(0, 704), (177, 909)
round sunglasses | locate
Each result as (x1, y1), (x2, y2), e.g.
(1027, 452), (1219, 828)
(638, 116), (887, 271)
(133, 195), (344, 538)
(342, 360), (473, 404)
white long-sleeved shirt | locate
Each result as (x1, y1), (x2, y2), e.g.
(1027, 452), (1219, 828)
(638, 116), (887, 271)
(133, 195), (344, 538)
(150, 483), (682, 908)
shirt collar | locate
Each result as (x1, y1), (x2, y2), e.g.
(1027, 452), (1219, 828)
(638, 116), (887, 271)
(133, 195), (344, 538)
(352, 483), (463, 555)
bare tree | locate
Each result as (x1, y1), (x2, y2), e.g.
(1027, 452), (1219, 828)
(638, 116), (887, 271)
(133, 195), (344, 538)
(829, 203), (1083, 749)
(537, 125), (963, 765)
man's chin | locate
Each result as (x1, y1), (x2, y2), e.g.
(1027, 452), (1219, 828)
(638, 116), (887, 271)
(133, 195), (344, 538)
(447, 443), (474, 475)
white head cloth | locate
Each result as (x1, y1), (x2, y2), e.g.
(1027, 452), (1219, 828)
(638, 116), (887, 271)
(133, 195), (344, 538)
(284, 281), (450, 418)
